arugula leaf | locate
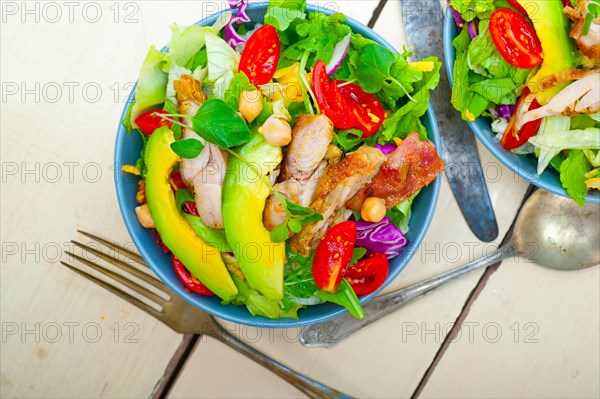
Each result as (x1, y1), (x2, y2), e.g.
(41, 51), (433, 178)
(354, 43), (396, 93)
(316, 280), (364, 320)
(334, 129), (363, 152)
(170, 138), (205, 159)
(380, 56), (441, 140)
(560, 150), (592, 205)
(191, 98), (251, 148)
(265, 7), (306, 31)
(350, 248), (367, 266)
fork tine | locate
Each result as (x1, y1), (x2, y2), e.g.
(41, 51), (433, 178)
(60, 260), (164, 320)
(65, 251), (167, 306)
(77, 229), (146, 265)
(71, 240), (167, 292)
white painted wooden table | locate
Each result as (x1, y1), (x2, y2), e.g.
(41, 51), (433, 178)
(1, 1), (598, 398)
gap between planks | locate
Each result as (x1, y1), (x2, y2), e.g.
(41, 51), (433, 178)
(149, 2), (389, 398)
(411, 185), (537, 398)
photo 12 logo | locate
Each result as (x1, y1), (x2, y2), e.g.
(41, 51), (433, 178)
(1, 2), (140, 24)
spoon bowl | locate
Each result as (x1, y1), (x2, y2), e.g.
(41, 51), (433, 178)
(514, 190), (600, 270)
(301, 189), (600, 347)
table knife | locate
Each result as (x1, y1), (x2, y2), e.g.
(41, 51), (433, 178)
(401, 0), (498, 241)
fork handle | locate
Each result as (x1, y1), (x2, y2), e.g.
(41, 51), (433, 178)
(212, 324), (353, 399)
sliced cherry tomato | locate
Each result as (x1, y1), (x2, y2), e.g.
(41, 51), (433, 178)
(172, 254), (214, 296)
(501, 88), (542, 150)
(169, 172), (187, 190)
(507, 0), (527, 15)
(239, 24), (280, 86)
(151, 229), (170, 254)
(312, 60), (359, 129)
(312, 221), (357, 293)
(337, 82), (386, 138)
(135, 109), (172, 136)
(182, 201), (199, 217)
(344, 253), (389, 296)
(489, 9), (543, 69)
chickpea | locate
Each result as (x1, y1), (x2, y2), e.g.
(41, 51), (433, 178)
(259, 115), (292, 147)
(361, 197), (387, 223)
(324, 144), (343, 160)
(135, 204), (155, 228)
(239, 90), (263, 123)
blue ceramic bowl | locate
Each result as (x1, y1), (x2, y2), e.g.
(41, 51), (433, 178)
(443, 16), (599, 203)
(115, 2), (442, 327)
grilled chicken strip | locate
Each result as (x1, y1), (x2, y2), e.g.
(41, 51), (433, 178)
(347, 133), (445, 211)
(290, 146), (386, 256)
(263, 114), (334, 231)
(175, 75), (228, 229)
(564, 0), (600, 63)
(516, 71), (600, 130)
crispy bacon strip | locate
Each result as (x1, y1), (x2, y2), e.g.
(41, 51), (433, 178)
(347, 133), (445, 211)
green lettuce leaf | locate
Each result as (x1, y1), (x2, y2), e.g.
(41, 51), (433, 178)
(560, 150), (592, 205)
(205, 31), (241, 99)
(129, 46), (168, 128)
(449, 0), (495, 21)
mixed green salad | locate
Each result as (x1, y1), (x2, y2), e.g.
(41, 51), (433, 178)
(121, 0), (444, 320)
(449, 0), (599, 204)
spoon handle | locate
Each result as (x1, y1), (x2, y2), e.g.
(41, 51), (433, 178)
(300, 241), (518, 348)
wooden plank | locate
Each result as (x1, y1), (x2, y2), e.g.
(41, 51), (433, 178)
(419, 256), (600, 398)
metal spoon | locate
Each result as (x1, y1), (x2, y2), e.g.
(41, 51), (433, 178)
(300, 190), (600, 347)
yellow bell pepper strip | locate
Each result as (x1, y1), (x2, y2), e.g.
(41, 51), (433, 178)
(222, 133), (286, 300)
(517, 0), (578, 104)
(144, 127), (238, 301)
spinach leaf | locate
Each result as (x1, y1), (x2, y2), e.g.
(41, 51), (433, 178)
(316, 280), (364, 320)
(354, 43), (396, 93)
(170, 138), (205, 159)
(560, 150), (591, 205)
(191, 98), (251, 148)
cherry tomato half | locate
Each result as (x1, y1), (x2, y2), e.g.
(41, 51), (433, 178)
(135, 109), (172, 136)
(489, 9), (543, 69)
(172, 255), (214, 296)
(501, 88), (542, 150)
(312, 221), (357, 293)
(507, 0), (527, 15)
(344, 253), (389, 296)
(239, 24), (281, 86)
(337, 82), (386, 138)
(312, 60), (359, 129)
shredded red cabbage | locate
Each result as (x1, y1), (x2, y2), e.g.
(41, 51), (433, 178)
(496, 104), (516, 119)
(447, 4), (465, 31)
(356, 217), (409, 260)
(225, 0), (250, 49)
(374, 143), (397, 155)
(467, 19), (478, 39)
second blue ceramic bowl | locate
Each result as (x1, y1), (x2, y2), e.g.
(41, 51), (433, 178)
(443, 16), (599, 203)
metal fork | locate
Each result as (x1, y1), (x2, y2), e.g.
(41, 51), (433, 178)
(60, 230), (351, 399)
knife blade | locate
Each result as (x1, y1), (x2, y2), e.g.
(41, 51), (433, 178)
(401, 0), (498, 241)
